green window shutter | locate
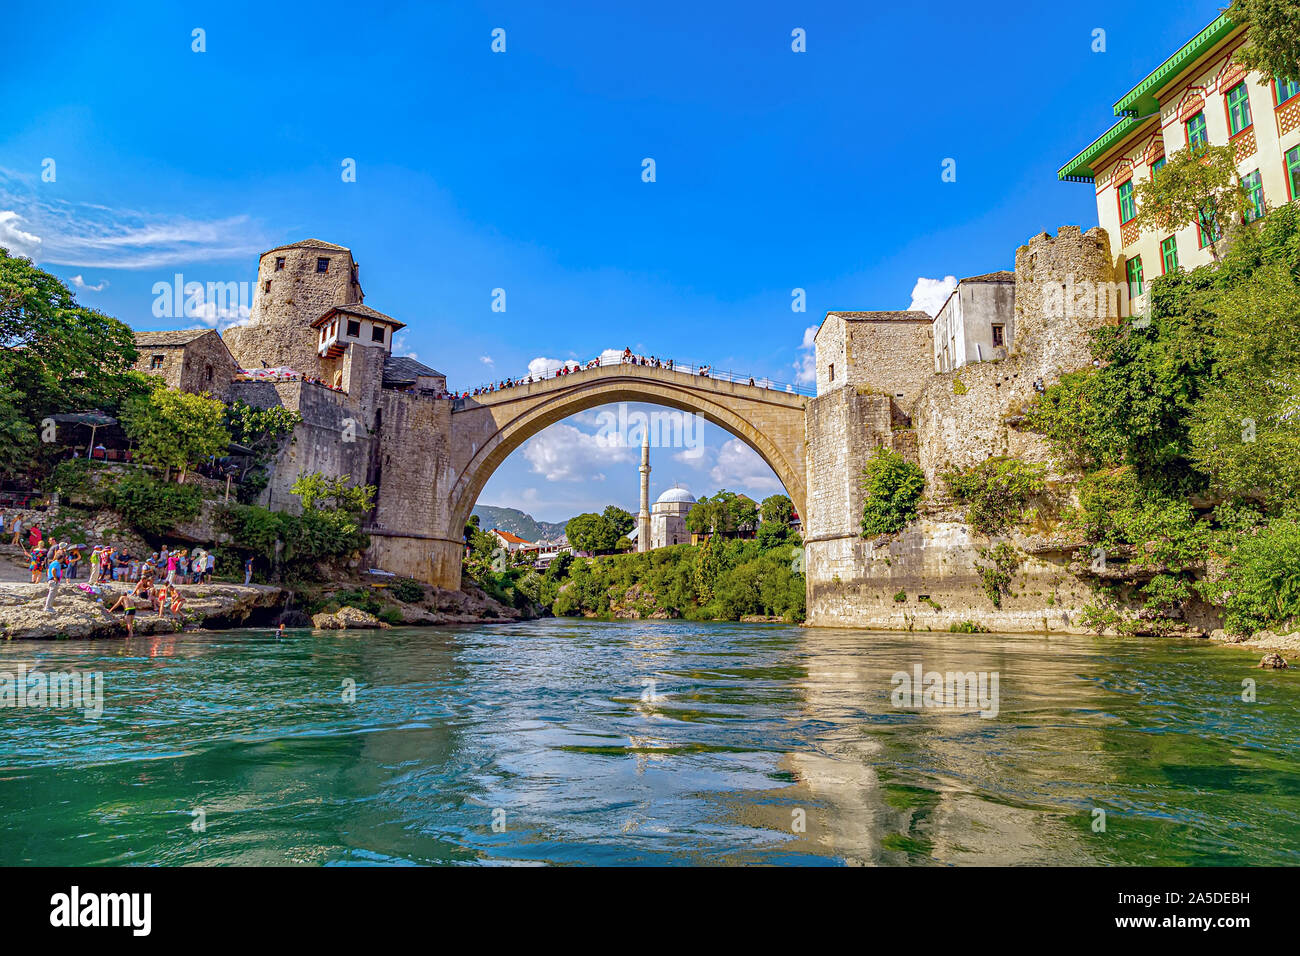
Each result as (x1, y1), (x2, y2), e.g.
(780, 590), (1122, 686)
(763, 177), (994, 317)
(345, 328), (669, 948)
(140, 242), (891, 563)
(1161, 237), (1178, 274)
(1151, 156), (1166, 178)
(1242, 170), (1264, 222)
(1186, 112), (1208, 149)
(1277, 77), (1300, 105)
(1126, 257), (1143, 298)
(1118, 181), (1136, 223)
(1289, 147), (1300, 200)
(1226, 82), (1252, 135)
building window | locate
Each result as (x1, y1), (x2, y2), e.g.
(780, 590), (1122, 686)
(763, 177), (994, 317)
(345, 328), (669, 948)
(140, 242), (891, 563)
(371, 325), (385, 343)
(275, 256), (285, 271)
(1288, 146), (1300, 201)
(1226, 81), (1253, 136)
(1276, 76), (1300, 106)
(206, 363), (214, 382)
(1185, 111), (1208, 149)
(150, 355), (165, 370)
(263, 280), (271, 293)
(1242, 169), (1265, 222)
(346, 319), (361, 338)
(1161, 236), (1179, 274)
(1125, 256), (1143, 299)
(1150, 155), (1166, 179)
(991, 324), (1005, 347)
(316, 258), (329, 273)
(1117, 179), (1136, 224)
(828, 363), (834, 382)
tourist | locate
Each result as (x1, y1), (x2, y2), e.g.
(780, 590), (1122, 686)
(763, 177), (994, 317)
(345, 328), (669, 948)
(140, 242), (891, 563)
(27, 545), (43, 583)
(28, 524), (41, 550)
(8, 514), (21, 547)
(244, 555), (254, 585)
(88, 547), (102, 585)
(166, 549), (179, 586)
(66, 544), (81, 579)
(205, 550), (216, 583)
(44, 547), (65, 613)
(167, 585), (186, 620)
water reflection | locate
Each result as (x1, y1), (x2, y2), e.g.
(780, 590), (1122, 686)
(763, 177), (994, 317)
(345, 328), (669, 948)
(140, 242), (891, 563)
(0, 621), (1296, 866)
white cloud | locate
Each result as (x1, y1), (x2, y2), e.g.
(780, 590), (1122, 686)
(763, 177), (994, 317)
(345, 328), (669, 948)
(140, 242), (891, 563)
(0, 210), (41, 258)
(393, 333), (418, 359)
(522, 422), (635, 481)
(190, 299), (251, 331)
(908, 275), (958, 317)
(708, 438), (783, 493)
(68, 274), (109, 293)
(793, 324), (817, 385)
(479, 355), (494, 367)
(0, 172), (266, 269)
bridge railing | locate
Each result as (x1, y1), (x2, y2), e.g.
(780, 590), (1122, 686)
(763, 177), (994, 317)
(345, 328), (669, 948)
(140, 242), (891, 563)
(455, 351), (816, 400)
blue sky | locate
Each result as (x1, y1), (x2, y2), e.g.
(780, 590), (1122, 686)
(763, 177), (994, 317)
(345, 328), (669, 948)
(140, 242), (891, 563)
(0, 0), (1223, 522)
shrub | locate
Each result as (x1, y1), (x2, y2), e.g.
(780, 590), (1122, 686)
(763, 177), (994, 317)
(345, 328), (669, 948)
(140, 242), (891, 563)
(107, 473), (202, 537)
(893, 589), (907, 602)
(390, 577), (426, 603)
(944, 457), (1046, 536)
(1199, 518), (1300, 635)
(948, 620), (990, 633)
(976, 543), (1020, 608)
(860, 447), (926, 537)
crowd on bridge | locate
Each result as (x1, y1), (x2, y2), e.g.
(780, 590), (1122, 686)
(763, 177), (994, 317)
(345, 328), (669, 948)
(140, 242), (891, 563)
(453, 347), (789, 399)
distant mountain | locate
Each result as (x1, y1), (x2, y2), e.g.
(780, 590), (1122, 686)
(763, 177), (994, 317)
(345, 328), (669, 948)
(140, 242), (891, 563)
(472, 505), (570, 543)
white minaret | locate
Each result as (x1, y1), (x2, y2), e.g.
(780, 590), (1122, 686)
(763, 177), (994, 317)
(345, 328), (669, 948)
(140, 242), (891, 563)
(638, 434), (651, 552)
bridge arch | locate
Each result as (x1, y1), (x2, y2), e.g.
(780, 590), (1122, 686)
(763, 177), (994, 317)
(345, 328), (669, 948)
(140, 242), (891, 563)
(447, 364), (808, 537)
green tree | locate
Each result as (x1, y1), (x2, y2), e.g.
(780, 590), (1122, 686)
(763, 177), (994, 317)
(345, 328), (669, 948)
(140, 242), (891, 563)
(121, 384), (230, 482)
(565, 512), (618, 553)
(224, 400), (301, 477)
(1132, 143), (1245, 261)
(860, 447), (925, 537)
(602, 505), (635, 539)
(944, 457), (1047, 536)
(290, 472), (376, 515)
(1227, 0), (1300, 82)
(760, 494), (794, 526)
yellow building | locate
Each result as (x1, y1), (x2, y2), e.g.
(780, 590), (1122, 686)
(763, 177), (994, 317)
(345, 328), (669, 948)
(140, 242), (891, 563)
(1059, 13), (1300, 297)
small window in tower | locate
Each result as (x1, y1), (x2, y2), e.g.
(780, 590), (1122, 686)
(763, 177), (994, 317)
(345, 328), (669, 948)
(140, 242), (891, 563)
(263, 280), (271, 293)
(346, 319), (361, 338)
(828, 363), (834, 382)
(371, 325), (385, 343)
(275, 257), (285, 271)
(150, 355), (165, 370)
(206, 363), (214, 382)
(991, 324), (1005, 347)
(316, 258), (329, 273)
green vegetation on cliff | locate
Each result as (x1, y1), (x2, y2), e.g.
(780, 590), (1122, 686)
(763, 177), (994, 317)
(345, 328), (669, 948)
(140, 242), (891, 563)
(860, 447), (925, 537)
(1025, 203), (1300, 633)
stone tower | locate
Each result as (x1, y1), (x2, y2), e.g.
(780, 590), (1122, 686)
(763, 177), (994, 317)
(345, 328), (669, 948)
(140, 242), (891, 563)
(222, 239), (364, 375)
(637, 435), (651, 552)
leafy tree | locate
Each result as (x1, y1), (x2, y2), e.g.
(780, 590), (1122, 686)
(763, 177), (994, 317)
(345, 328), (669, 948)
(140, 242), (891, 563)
(290, 472), (376, 515)
(686, 490), (757, 536)
(121, 384), (230, 482)
(602, 505), (635, 539)
(565, 512), (619, 553)
(860, 447), (925, 537)
(760, 494), (795, 526)
(224, 400), (301, 478)
(1132, 143), (1244, 261)
(1227, 0), (1300, 82)
(1200, 518), (1300, 634)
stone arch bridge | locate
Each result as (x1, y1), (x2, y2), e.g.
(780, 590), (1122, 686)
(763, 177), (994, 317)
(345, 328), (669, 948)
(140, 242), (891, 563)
(366, 362), (809, 590)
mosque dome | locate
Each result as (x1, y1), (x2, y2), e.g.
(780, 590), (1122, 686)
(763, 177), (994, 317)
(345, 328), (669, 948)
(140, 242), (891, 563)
(656, 487), (695, 505)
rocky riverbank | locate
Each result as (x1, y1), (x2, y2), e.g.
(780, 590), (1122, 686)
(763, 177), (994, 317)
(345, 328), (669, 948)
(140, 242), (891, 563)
(0, 580), (286, 640)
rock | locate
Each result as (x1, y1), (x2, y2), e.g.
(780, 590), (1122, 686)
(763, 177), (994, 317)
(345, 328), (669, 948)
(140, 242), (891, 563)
(311, 605), (391, 630)
(1259, 653), (1288, 669)
(0, 581), (284, 640)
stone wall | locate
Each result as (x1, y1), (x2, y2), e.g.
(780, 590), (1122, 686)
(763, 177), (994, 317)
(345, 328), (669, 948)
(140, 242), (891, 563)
(914, 226), (1117, 489)
(134, 331), (240, 400)
(228, 379), (375, 514)
(222, 242), (363, 377)
(815, 313), (934, 410)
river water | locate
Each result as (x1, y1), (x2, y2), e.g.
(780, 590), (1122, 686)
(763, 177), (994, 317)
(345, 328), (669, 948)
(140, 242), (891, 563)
(0, 620), (1296, 866)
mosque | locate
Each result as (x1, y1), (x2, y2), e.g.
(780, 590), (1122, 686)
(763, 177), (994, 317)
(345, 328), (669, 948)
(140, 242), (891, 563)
(629, 436), (696, 551)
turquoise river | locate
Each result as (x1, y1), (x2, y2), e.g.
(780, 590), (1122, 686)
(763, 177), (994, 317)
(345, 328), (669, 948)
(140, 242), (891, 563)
(1, 620), (1297, 865)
